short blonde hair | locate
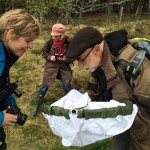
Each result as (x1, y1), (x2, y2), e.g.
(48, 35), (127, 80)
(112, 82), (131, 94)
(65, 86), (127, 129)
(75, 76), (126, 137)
(0, 9), (41, 41)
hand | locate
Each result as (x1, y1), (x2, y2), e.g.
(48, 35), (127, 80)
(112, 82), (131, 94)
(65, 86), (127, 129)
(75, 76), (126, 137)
(79, 88), (86, 94)
(50, 55), (56, 61)
(2, 110), (17, 126)
(87, 90), (99, 101)
(57, 56), (66, 61)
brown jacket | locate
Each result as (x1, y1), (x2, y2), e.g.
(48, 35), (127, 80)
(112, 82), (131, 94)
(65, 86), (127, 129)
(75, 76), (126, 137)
(42, 37), (73, 87)
(89, 41), (150, 150)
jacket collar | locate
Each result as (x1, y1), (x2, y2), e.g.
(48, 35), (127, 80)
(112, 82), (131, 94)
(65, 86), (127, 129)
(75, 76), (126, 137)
(101, 41), (138, 89)
(101, 41), (121, 89)
(112, 44), (138, 63)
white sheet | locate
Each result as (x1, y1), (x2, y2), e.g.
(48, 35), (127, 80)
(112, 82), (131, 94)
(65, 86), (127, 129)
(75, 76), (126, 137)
(43, 89), (138, 147)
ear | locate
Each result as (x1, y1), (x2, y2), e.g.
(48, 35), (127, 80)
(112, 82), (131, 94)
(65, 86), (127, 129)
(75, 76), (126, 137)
(93, 44), (101, 56)
(5, 29), (15, 40)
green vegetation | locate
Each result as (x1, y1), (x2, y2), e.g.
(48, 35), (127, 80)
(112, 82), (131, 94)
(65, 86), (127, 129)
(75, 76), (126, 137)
(5, 14), (150, 150)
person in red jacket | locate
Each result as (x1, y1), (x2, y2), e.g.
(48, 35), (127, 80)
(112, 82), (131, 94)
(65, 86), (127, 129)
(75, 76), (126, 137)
(31, 23), (73, 117)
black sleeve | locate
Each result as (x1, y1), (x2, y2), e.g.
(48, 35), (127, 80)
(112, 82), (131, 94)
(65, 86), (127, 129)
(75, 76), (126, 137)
(64, 37), (75, 63)
(41, 38), (52, 60)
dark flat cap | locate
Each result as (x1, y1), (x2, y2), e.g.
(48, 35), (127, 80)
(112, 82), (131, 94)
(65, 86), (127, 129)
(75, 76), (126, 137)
(66, 27), (103, 58)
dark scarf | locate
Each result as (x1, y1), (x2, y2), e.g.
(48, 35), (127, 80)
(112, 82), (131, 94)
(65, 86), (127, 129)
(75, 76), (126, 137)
(53, 38), (65, 54)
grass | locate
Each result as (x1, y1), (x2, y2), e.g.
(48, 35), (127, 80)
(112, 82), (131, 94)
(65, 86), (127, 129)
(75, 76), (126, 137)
(4, 13), (150, 150)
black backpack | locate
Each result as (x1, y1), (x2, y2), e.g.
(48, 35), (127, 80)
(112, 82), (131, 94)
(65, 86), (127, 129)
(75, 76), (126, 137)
(103, 29), (150, 88)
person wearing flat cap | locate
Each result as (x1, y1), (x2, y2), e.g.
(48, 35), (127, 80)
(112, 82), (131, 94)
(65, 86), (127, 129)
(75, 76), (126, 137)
(31, 23), (73, 117)
(65, 27), (150, 150)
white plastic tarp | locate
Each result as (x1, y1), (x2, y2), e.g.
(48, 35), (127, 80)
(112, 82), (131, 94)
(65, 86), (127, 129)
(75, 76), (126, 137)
(43, 89), (138, 147)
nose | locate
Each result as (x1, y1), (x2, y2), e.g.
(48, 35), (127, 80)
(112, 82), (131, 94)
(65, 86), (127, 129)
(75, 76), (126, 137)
(27, 41), (33, 49)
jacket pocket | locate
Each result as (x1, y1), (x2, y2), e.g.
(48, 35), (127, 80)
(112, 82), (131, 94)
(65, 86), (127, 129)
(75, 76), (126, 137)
(111, 81), (132, 101)
(129, 111), (150, 141)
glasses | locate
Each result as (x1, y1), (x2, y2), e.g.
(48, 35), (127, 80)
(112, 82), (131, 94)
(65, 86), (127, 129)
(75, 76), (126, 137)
(77, 46), (94, 61)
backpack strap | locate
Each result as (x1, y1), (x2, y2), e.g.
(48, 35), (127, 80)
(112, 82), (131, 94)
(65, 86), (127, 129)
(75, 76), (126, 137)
(118, 50), (146, 88)
(133, 38), (150, 42)
(0, 42), (5, 76)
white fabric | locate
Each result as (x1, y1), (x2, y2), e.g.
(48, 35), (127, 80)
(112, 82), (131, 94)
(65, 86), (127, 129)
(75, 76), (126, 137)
(43, 89), (138, 147)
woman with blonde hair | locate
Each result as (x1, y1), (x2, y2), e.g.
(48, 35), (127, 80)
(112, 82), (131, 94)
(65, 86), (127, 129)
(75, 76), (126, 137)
(0, 9), (41, 149)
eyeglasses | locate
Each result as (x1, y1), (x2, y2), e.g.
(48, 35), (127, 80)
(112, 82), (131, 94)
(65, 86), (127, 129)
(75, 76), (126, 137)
(77, 46), (94, 62)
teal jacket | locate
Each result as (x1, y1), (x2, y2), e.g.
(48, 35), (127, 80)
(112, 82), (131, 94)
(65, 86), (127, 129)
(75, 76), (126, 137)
(0, 42), (17, 125)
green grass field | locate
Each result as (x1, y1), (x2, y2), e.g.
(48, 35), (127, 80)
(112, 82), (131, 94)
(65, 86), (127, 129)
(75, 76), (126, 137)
(5, 14), (150, 150)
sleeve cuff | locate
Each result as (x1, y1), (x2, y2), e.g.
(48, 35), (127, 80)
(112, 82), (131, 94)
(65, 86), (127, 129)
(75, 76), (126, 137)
(0, 111), (4, 125)
(47, 55), (51, 60)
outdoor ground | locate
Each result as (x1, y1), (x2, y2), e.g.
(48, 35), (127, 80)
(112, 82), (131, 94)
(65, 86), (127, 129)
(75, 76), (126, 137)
(5, 13), (150, 150)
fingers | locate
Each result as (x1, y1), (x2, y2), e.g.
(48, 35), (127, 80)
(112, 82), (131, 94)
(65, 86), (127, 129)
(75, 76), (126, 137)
(57, 57), (66, 61)
(2, 110), (7, 113)
(8, 114), (17, 123)
(50, 55), (66, 61)
(7, 122), (14, 126)
(50, 56), (56, 61)
(57, 57), (61, 61)
(2, 113), (18, 125)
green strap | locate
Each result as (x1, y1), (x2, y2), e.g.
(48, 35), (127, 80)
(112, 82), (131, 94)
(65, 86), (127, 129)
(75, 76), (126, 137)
(42, 104), (70, 119)
(42, 100), (133, 120)
(126, 50), (145, 76)
(118, 50), (145, 88)
(77, 100), (133, 119)
(133, 38), (150, 42)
